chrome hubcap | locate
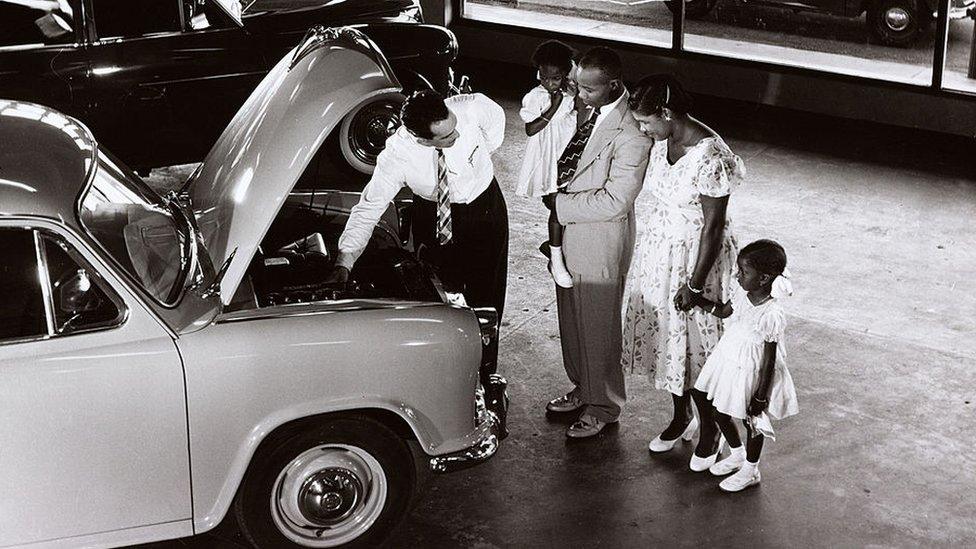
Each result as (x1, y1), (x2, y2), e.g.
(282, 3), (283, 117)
(884, 7), (911, 31)
(271, 444), (387, 547)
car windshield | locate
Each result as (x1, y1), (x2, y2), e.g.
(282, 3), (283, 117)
(79, 151), (189, 305)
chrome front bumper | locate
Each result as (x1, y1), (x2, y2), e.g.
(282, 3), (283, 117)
(428, 374), (508, 474)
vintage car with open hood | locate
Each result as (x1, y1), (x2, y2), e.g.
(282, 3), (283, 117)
(0, 0), (461, 179)
(0, 26), (506, 549)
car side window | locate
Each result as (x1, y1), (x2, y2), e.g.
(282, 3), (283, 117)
(0, 1), (77, 48)
(0, 229), (48, 341)
(182, 0), (235, 31)
(91, 0), (181, 39)
(39, 233), (126, 335)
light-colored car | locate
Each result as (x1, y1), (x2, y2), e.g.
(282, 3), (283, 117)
(0, 26), (506, 549)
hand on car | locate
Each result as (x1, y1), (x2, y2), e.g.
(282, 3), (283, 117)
(324, 265), (349, 286)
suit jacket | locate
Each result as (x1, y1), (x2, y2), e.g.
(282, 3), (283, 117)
(555, 92), (653, 279)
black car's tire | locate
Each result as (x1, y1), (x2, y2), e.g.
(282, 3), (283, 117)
(665, 0), (718, 19)
(868, 0), (922, 47)
(233, 416), (416, 548)
(338, 92), (406, 176)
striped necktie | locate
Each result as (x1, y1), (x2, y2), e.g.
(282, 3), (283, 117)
(556, 106), (601, 186)
(435, 148), (452, 245)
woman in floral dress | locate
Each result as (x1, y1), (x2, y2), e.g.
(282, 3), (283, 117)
(622, 74), (744, 470)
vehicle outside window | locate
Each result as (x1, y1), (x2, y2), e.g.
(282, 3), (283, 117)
(91, 0), (182, 38)
(79, 151), (189, 305)
(0, 0), (76, 47)
(0, 228), (47, 341)
(39, 233), (126, 334)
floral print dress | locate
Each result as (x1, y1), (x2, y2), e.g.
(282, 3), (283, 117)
(621, 136), (744, 396)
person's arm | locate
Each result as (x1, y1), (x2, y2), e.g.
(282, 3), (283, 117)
(474, 93), (506, 153)
(675, 195), (728, 311)
(691, 295), (733, 319)
(334, 147), (406, 272)
(525, 91), (563, 137)
(553, 132), (652, 223)
(748, 342), (778, 415)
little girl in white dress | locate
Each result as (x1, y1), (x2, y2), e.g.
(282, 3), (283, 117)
(692, 239), (798, 492)
(516, 40), (577, 288)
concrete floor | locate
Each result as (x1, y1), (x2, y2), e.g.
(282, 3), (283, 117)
(141, 87), (976, 547)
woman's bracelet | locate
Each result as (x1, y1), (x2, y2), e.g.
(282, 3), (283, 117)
(753, 396), (768, 403)
(709, 303), (717, 314)
(686, 281), (703, 294)
(540, 115), (550, 122)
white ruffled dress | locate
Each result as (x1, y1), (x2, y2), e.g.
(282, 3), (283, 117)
(515, 86), (576, 197)
(694, 286), (799, 420)
(622, 136), (743, 396)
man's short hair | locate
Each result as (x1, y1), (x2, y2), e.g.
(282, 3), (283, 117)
(578, 47), (623, 82)
(401, 89), (450, 139)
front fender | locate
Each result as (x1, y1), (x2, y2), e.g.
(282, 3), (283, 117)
(177, 301), (482, 532)
(352, 23), (459, 93)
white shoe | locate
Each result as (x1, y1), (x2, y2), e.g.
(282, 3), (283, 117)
(689, 435), (725, 472)
(719, 465), (761, 492)
(710, 447), (745, 476)
(648, 416), (699, 453)
(548, 247), (573, 288)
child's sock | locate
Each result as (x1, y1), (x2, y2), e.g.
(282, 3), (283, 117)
(741, 459), (760, 476)
(549, 245), (573, 288)
(709, 444), (745, 476)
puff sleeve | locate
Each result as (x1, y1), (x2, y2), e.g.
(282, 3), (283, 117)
(695, 141), (745, 198)
(519, 87), (550, 123)
(757, 303), (787, 343)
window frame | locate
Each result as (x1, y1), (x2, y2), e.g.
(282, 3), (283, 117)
(0, 225), (129, 346)
(88, 0), (185, 42)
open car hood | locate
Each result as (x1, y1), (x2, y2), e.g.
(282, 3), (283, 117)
(215, 0), (244, 26)
(185, 26), (400, 305)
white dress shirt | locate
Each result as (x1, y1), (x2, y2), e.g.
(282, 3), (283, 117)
(337, 93), (506, 269)
(593, 90), (625, 131)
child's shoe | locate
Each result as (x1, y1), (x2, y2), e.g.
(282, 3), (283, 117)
(548, 245), (573, 288)
(710, 445), (746, 476)
(719, 461), (761, 492)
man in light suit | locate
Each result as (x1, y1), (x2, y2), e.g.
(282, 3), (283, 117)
(542, 47), (653, 438)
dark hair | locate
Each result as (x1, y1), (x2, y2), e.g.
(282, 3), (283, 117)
(629, 74), (694, 116)
(532, 40), (575, 74)
(578, 47), (622, 82)
(400, 89), (449, 139)
(739, 239), (788, 277)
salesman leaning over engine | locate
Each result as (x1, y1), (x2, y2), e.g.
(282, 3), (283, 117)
(327, 89), (509, 366)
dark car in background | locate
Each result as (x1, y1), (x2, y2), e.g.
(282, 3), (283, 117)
(0, 0), (459, 177)
(669, 0), (975, 46)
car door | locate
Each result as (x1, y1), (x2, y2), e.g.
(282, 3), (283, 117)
(0, 0), (90, 119)
(0, 224), (192, 547)
(83, 0), (267, 170)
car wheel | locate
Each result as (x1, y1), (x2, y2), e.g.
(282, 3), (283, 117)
(868, 0), (922, 47)
(338, 92), (406, 175)
(665, 0), (718, 19)
(233, 416), (415, 548)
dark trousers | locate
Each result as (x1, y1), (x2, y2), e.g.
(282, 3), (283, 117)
(411, 180), (509, 371)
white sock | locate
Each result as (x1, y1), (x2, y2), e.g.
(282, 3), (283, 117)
(729, 445), (746, 460)
(741, 459), (759, 474)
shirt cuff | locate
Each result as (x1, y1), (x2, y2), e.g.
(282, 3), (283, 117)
(335, 250), (359, 271)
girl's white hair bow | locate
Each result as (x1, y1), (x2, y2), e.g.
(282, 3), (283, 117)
(770, 267), (794, 299)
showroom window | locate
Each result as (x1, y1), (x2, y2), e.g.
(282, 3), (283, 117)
(0, 227), (125, 344)
(0, 1), (77, 48)
(461, 0), (976, 93)
(91, 0), (182, 39)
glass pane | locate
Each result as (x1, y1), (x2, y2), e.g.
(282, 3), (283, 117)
(462, 0), (672, 50)
(681, 0), (935, 85)
(91, 0), (181, 38)
(79, 151), (188, 305)
(0, 0), (76, 47)
(943, 9), (976, 94)
(0, 228), (47, 341)
(41, 234), (124, 335)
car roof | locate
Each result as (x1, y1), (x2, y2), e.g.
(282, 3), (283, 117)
(0, 100), (95, 223)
